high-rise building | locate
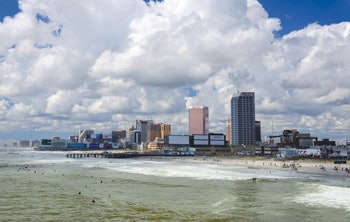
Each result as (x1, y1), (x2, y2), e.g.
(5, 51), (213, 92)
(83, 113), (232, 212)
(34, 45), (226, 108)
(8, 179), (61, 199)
(78, 129), (94, 142)
(128, 125), (136, 139)
(111, 130), (126, 142)
(160, 123), (171, 139)
(136, 120), (153, 143)
(255, 121), (261, 142)
(147, 123), (171, 143)
(130, 130), (141, 145)
(231, 92), (256, 145)
(189, 106), (209, 135)
(19, 140), (30, 147)
(147, 123), (161, 143)
(226, 119), (231, 145)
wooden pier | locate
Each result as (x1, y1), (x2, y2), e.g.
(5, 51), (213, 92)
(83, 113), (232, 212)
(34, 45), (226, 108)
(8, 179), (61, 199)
(66, 152), (140, 159)
(103, 152), (139, 158)
(66, 151), (195, 159)
(66, 153), (104, 158)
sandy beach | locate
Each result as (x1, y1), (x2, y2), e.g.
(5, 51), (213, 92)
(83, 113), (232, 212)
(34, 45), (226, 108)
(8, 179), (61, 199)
(208, 157), (350, 177)
(164, 156), (350, 178)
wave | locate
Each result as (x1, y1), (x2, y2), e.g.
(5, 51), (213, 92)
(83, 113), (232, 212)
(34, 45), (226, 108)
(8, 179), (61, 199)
(80, 158), (303, 181)
(293, 184), (350, 212)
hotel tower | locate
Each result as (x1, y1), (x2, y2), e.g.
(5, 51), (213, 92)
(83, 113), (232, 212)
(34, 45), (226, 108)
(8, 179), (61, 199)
(189, 106), (209, 135)
(231, 92), (256, 145)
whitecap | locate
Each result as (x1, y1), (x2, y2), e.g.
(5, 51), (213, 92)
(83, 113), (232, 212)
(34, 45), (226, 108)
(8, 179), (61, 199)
(81, 158), (304, 181)
(293, 184), (350, 212)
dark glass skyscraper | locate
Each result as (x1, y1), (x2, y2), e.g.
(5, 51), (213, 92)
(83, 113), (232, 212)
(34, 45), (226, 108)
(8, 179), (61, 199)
(231, 92), (256, 145)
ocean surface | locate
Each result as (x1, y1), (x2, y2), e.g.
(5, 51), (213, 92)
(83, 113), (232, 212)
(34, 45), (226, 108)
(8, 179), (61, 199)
(1, 147), (350, 222)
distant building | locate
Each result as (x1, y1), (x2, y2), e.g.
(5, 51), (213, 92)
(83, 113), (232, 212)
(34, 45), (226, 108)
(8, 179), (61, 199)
(19, 140), (30, 147)
(269, 129), (318, 148)
(147, 123), (161, 143)
(255, 121), (261, 142)
(146, 123), (171, 143)
(226, 119), (231, 145)
(130, 130), (141, 145)
(69, 135), (78, 142)
(78, 129), (94, 142)
(147, 137), (165, 151)
(160, 123), (171, 139)
(298, 133), (314, 148)
(111, 130), (126, 142)
(189, 106), (209, 135)
(128, 125), (136, 139)
(136, 120), (153, 143)
(231, 92), (256, 145)
(314, 138), (336, 146)
(31, 140), (40, 148)
(165, 135), (190, 146)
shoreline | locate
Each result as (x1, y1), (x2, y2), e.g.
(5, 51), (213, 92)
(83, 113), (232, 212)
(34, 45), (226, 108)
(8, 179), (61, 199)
(33, 148), (350, 178)
(143, 155), (350, 178)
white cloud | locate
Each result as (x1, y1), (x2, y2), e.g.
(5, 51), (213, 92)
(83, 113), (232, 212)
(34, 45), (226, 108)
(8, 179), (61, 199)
(0, 0), (350, 142)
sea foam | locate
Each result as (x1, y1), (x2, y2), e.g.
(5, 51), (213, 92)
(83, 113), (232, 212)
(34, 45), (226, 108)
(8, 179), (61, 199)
(80, 158), (301, 181)
(294, 184), (350, 212)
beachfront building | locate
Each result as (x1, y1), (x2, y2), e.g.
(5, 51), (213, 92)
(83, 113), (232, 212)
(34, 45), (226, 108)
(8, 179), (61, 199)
(78, 129), (94, 142)
(19, 140), (30, 147)
(111, 130), (126, 143)
(130, 130), (141, 145)
(147, 123), (161, 143)
(161, 123), (171, 139)
(231, 92), (256, 145)
(189, 106), (209, 135)
(128, 125), (136, 139)
(147, 123), (171, 143)
(136, 120), (154, 143)
(255, 121), (261, 142)
(226, 119), (232, 145)
(147, 137), (165, 151)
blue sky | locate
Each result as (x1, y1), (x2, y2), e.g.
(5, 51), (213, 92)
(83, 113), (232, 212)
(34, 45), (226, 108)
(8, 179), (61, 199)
(259, 0), (350, 36)
(1, 0), (350, 143)
(2, 0), (350, 35)
(0, 0), (18, 22)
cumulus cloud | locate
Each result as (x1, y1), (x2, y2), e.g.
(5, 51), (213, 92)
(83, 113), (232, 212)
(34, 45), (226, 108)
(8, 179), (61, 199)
(0, 0), (349, 141)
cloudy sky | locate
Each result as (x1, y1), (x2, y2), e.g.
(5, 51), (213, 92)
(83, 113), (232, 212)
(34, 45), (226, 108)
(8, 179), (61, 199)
(1, 0), (350, 143)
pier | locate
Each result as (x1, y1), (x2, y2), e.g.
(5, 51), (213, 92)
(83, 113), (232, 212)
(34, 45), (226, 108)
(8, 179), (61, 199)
(66, 153), (104, 158)
(66, 152), (140, 159)
(66, 151), (194, 159)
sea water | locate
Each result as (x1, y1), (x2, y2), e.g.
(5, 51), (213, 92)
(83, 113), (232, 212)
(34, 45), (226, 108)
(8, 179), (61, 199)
(1, 147), (350, 222)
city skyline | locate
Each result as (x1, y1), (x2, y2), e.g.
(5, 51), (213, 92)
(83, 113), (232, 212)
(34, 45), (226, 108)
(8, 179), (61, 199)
(1, 1), (350, 143)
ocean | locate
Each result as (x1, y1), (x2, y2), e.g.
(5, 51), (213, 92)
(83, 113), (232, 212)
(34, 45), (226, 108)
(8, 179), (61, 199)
(1, 147), (350, 222)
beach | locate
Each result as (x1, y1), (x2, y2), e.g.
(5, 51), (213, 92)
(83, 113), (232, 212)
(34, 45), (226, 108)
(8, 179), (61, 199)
(220, 157), (350, 176)
(147, 155), (350, 178)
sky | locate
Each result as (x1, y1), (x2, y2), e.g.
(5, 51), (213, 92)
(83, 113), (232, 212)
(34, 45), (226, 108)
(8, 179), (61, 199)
(1, 0), (350, 143)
